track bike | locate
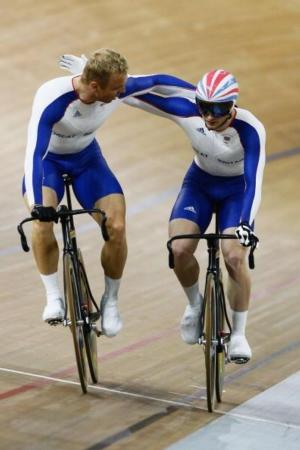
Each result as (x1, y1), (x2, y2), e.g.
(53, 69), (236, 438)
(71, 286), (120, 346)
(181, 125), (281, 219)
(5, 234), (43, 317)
(167, 212), (257, 412)
(17, 174), (109, 393)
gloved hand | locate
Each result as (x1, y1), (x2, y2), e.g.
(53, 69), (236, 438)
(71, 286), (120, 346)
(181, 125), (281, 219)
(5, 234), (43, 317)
(31, 205), (58, 222)
(58, 54), (87, 74)
(235, 222), (259, 247)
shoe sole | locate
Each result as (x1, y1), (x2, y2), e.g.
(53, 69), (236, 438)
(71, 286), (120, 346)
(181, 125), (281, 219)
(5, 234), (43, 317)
(230, 355), (250, 364)
(45, 317), (64, 326)
(102, 323), (122, 337)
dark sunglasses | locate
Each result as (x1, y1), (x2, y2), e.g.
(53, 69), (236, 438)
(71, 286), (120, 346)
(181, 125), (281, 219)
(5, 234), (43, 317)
(196, 98), (233, 118)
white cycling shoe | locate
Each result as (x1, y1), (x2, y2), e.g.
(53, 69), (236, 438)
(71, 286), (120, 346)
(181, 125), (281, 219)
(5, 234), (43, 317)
(43, 298), (65, 323)
(229, 334), (252, 363)
(100, 296), (122, 337)
(180, 304), (202, 345)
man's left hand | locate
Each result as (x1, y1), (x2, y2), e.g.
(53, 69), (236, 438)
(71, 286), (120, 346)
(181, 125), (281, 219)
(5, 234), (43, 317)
(59, 54), (87, 74)
(235, 222), (259, 247)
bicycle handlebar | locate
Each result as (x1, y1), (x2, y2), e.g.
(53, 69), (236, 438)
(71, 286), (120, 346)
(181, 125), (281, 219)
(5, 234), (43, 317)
(167, 233), (258, 270)
(17, 206), (109, 253)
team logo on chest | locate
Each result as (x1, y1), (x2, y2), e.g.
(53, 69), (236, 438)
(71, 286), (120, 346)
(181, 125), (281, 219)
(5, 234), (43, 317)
(73, 110), (82, 118)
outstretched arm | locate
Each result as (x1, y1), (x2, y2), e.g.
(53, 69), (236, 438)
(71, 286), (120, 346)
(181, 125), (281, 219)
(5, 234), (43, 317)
(124, 92), (198, 123)
(122, 74), (195, 98)
(58, 54), (196, 98)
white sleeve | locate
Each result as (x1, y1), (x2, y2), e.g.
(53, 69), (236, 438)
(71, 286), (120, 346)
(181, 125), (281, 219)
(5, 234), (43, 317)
(151, 85), (196, 101)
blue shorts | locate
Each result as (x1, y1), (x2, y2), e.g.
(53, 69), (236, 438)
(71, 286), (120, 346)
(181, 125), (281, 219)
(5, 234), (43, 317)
(22, 140), (123, 209)
(170, 161), (245, 232)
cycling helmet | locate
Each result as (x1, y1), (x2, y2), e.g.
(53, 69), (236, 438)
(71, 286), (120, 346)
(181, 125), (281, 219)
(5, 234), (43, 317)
(196, 69), (239, 103)
(195, 69), (239, 117)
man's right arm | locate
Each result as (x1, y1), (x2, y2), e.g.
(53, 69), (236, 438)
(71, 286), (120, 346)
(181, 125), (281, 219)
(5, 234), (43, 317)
(59, 54), (196, 100)
(24, 88), (54, 208)
(24, 81), (76, 208)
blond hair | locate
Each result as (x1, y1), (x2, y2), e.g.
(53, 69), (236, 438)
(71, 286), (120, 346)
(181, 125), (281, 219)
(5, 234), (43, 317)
(82, 48), (128, 87)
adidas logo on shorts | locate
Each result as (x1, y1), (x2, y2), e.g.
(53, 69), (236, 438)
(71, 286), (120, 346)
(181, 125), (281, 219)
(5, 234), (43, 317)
(184, 206), (197, 214)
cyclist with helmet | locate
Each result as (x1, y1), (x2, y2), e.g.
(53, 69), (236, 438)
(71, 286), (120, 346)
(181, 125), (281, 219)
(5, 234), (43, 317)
(61, 57), (265, 362)
(125, 70), (265, 363)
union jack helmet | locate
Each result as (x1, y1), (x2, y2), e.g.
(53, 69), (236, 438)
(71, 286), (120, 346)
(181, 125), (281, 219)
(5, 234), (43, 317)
(195, 69), (239, 103)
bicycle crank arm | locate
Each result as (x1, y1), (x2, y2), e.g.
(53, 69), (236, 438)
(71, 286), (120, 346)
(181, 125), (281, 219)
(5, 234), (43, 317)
(91, 323), (102, 337)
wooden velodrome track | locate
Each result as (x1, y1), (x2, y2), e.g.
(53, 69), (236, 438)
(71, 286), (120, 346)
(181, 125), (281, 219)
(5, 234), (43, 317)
(1, 1), (299, 449)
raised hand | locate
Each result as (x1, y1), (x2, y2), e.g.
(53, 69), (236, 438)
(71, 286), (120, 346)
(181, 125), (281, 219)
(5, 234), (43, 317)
(58, 54), (87, 74)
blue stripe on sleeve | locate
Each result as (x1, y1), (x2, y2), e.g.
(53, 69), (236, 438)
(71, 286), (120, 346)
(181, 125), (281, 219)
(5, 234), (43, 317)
(231, 118), (262, 223)
(122, 74), (195, 97)
(134, 93), (198, 118)
(32, 91), (77, 204)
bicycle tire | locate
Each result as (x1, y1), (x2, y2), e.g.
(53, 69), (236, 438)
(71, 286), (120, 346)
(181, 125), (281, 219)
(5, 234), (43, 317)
(77, 250), (99, 384)
(203, 273), (217, 412)
(64, 253), (88, 394)
(216, 279), (226, 403)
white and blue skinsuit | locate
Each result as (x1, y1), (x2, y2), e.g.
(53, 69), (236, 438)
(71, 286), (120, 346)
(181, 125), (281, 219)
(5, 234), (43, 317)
(23, 74), (195, 209)
(125, 91), (266, 231)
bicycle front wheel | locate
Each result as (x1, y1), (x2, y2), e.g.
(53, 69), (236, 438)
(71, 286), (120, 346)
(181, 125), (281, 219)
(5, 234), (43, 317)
(78, 250), (99, 384)
(64, 253), (88, 394)
(216, 279), (226, 403)
(203, 273), (217, 412)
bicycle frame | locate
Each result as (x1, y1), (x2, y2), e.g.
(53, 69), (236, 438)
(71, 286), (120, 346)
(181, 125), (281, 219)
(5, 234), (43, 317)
(167, 213), (257, 411)
(59, 175), (102, 323)
(17, 174), (109, 393)
(200, 214), (233, 340)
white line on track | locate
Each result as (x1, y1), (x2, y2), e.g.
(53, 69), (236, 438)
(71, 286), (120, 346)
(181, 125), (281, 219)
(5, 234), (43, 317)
(0, 367), (204, 410)
(2, 366), (300, 431)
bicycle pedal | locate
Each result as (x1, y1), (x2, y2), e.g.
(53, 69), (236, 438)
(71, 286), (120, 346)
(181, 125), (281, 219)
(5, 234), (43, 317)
(198, 332), (206, 344)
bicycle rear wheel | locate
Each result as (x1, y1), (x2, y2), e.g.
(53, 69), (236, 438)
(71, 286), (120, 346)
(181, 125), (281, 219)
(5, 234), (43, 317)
(203, 273), (217, 412)
(64, 253), (88, 394)
(216, 280), (226, 403)
(78, 250), (99, 384)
